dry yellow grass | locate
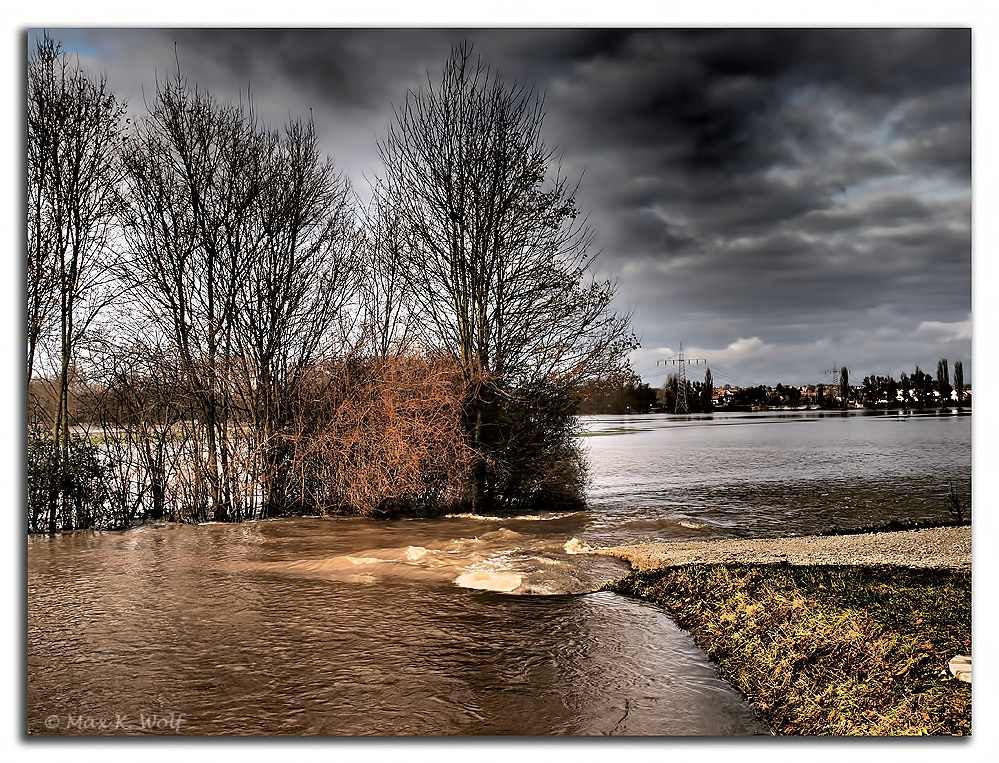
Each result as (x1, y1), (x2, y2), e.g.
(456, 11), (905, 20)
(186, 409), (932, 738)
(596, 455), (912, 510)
(604, 563), (971, 735)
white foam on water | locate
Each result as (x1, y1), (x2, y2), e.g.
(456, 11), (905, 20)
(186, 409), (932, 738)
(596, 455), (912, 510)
(679, 520), (707, 529)
(522, 583), (556, 595)
(404, 546), (428, 561)
(275, 555), (383, 573)
(347, 573), (378, 584)
(454, 569), (523, 592)
(444, 513), (507, 521)
(344, 555), (383, 566)
(532, 556), (562, 566)
(479, 528), (525, 541)
(439, 537), (483, 552)
(444, 512), (582, 522)
(237, 527), (595, 595)
(563, 537), (592, 555)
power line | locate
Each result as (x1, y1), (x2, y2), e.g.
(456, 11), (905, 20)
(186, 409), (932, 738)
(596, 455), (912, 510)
(709, 367), (761, 390)
(644, 353), (766, 391)
(657, 340), (707, 414)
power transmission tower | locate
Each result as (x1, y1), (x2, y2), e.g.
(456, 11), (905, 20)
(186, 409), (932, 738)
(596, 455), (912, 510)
(658, 341), (707, 414)
(819, 364), (840, 405)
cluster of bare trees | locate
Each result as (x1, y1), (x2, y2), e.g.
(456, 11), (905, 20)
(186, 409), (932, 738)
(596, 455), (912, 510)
(27, 37), (634, 531)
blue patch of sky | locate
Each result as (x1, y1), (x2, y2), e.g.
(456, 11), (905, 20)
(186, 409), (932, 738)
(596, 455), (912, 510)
(839, 175), (969, 205)
(27, 28), (103, 61)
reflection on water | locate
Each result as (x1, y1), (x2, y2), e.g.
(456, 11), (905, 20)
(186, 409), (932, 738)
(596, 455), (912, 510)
(28, 410), (969, 735)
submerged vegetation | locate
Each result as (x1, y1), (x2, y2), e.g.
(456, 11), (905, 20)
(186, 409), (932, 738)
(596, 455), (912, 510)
(27, 36), (633, 531)
(605, 564), (971, 735)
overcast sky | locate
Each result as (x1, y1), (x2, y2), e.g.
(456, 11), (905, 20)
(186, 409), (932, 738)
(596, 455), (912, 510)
(31, 27), (972, 387)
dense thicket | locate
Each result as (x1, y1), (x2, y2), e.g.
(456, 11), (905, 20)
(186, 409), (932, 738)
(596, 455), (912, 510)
(26, 39), (634, 531)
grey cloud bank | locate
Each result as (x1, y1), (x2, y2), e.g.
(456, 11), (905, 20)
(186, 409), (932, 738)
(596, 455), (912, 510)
(34, 27), (971, 386)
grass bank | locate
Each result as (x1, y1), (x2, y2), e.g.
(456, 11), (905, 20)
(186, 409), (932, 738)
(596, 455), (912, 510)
(603, 563), (971, 735)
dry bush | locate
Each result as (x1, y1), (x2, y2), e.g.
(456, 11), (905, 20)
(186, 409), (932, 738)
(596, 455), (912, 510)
(285, 354), (475, 516)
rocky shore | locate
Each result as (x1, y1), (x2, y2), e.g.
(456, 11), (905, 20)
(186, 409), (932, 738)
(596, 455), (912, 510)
(596, 525), (971, 571)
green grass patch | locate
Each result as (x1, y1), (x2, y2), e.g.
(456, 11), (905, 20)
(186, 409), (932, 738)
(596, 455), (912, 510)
(603, 563), (971, 736)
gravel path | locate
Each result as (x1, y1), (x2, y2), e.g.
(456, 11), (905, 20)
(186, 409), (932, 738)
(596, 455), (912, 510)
(595, 526), (971, 571)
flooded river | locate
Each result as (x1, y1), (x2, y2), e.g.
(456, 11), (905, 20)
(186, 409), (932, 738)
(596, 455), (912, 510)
(27, 410), (970, 735)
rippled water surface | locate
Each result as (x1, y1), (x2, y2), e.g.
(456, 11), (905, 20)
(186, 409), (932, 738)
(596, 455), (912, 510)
(28, 410), (970, 735)
(582, 410), (971, 544)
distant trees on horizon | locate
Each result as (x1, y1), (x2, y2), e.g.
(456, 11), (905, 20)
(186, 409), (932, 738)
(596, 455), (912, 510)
(860, 359), (968, 409)
(577, 357), (970, 415)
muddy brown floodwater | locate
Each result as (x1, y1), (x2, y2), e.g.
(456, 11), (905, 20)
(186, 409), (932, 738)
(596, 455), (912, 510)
(27, 517), (766, 735)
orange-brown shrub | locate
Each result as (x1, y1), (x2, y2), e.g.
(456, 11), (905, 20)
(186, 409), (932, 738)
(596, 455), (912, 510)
(285, 354), (476, 516)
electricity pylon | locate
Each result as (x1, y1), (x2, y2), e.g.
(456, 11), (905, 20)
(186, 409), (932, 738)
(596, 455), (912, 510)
(819, 364), (840, 403)
(658, 341), (707, 414)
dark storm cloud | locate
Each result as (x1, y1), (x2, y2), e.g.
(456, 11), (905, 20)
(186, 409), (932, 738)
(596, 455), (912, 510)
(530, 28), (970, 383)
(161, 28), (445, 110)
(45, 27), (971, 384)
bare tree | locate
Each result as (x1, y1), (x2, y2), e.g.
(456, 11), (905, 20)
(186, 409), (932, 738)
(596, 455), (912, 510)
(233, 117), (361, 516)
(26, 37), (636, 525)
(27, 33), (126, 531)
(121, 64), (363, 520)
(376, 44), (634, 510)
(120, 68), (265, 520)
(361, 192), (413, 358)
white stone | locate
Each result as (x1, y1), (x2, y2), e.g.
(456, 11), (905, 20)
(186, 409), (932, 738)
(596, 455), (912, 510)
(948, 654), (972, 683)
